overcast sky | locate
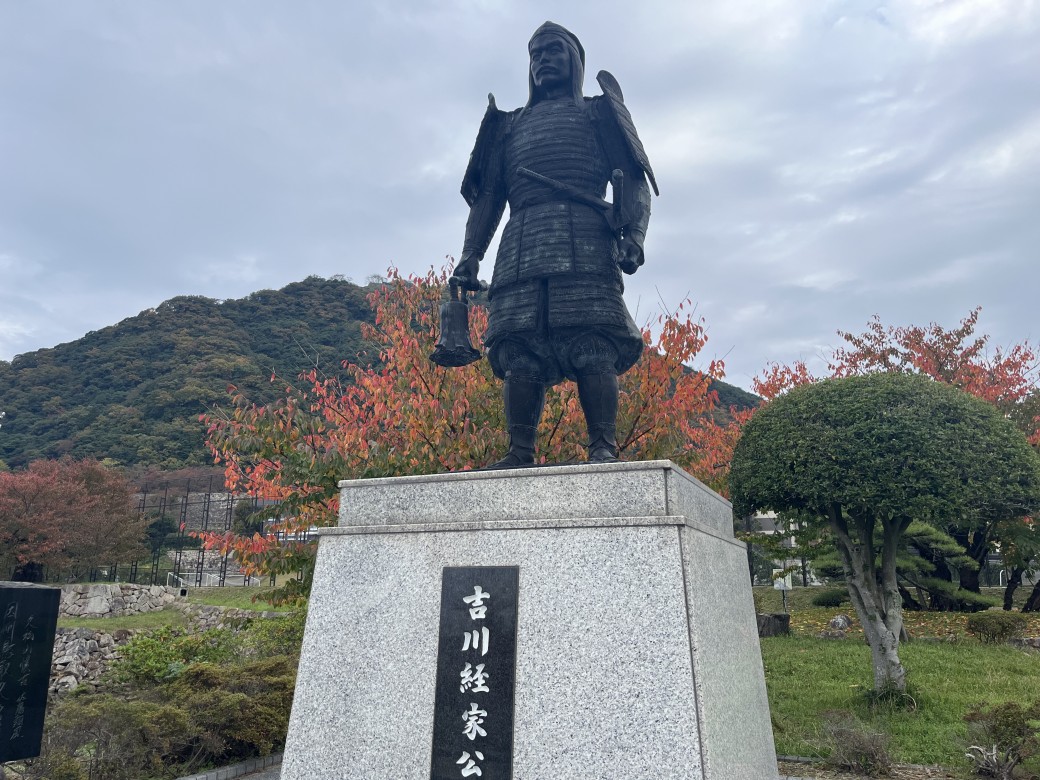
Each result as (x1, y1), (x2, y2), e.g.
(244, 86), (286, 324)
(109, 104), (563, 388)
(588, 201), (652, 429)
(1, 0), (1037, 390)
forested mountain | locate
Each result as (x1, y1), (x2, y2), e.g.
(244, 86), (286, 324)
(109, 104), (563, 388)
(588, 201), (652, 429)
(0, 276), (375, 469)
(0, 275), (758, 470)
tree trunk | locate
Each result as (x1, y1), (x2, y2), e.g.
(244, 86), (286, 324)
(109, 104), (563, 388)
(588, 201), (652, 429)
(1004, 567), (1024, 611)
(929, 548), (956, 583)
(1023, 578), (1040, 613)
(11, 561), (44, 582)
(898, 583), (923, 611)
(847, 567), (906, 693)
(925, 551), (958, 611)
(829, 508), (907, 694)
(958, 562), (982, 594)
(743, 514), (756, 585)
(880, 516), (907, 644)
(952, 526), (990, 594)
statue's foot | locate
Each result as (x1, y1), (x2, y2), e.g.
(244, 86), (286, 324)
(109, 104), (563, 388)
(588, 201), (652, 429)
(588, 445), (619, 464)
(587, 428), (619, 463)
(486, 450), (534, 470)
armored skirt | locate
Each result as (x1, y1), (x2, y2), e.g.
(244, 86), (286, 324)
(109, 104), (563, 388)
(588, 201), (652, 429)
(484, 198), (644, 385)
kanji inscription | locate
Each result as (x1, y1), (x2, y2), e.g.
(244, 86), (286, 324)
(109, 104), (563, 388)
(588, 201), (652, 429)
(0, 583), (60, 763)
(430, 567), (519, 780)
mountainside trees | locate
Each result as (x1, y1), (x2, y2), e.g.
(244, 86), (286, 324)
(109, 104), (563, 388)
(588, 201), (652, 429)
(0, 274), (753, 472)
(730, 373), (1040, 694)
(0, 276), (376, 469)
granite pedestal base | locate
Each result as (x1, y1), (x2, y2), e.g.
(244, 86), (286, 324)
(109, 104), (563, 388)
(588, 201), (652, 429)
(281, 460), (778, 780)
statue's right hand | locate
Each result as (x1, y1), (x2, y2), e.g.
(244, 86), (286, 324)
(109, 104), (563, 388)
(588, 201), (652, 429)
(452, 253), (482, 291)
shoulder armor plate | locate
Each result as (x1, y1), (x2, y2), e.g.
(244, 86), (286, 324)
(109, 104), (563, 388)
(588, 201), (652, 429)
(461, 94), (509, 206)
(595, 71), (659, 196)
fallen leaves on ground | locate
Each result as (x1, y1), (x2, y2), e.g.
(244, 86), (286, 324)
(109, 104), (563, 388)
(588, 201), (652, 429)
(787, 608), (1040, 641)
(778, 760), (962, 779)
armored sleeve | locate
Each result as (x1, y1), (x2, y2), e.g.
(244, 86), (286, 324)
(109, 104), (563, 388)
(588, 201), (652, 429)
(460, 95), (509, 260)
(594, 71), (658, 196)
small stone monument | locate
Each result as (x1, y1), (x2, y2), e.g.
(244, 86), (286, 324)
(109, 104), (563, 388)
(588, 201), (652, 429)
(0, 582), (61, 763)
(281, 461), (779, 779)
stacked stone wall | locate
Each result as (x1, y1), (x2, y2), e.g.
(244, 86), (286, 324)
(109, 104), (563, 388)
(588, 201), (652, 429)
(173, 602), (282, 631)
(50, 603), (287, 692)
(60, 583), (182, 618)
(50, 627), (135, 693)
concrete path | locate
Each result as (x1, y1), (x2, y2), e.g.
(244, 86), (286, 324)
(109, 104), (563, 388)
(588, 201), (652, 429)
(176, 755), (281, 780)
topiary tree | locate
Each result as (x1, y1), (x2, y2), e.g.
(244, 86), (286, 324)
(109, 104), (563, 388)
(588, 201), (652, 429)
(730, 373), (1040, 695)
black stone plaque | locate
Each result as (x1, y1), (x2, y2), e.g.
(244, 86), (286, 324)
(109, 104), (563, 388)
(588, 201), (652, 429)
(430, 567), (519, 780)
(0, 583), (60, 763)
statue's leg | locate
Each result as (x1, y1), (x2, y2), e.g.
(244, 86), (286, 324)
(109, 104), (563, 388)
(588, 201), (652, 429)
(488, 340), (546, 469)
(577, 372), (619, 462)
(569, 334), (620, 463)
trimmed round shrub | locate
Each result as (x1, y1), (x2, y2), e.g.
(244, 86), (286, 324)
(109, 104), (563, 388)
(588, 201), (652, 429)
(966, 612), (1028, 644)
(811, 588), (851, 608)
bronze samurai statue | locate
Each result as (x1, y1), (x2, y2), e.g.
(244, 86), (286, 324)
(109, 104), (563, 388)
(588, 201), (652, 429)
(452, 21), (658, 468)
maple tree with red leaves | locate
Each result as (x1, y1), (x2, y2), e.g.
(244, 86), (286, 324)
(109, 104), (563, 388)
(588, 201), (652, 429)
(199, 267), (729, 604)
(0, 458), (145, 581)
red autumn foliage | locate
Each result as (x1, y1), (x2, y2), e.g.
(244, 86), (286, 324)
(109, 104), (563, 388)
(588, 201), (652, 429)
(0, 458), (145, 581)
(198, 267), (729, 602)
(831, 308), (1040, 444)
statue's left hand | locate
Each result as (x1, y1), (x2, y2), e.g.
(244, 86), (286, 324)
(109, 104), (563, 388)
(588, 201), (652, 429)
(617, 235), (644, 275)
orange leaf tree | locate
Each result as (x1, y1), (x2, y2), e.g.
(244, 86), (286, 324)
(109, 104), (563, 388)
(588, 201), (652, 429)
(200, 267), (727, 603)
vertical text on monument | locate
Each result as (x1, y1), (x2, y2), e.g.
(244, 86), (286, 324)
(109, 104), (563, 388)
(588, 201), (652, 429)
(0, 583), (60, 763)
(430, 567), (519, 779)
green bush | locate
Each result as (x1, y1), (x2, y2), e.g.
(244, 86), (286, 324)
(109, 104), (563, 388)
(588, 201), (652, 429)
(241, 610), (307, 657)
(41, 654), (298, 778)
(42, 696), (198, 780)
(966, 612), (1028, 645)
(165, 656), (298, 759)
(811, 588), (851, 608)
(19, 753), (88, 780)
(110, 625), (237, 683)
(911, 577), (1000, 612)
(964, 700), (1040, 778)
(820, 710), (892, 777)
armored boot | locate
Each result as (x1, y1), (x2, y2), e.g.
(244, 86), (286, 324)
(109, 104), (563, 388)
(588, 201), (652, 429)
(488, 377), (546, 469)
(577, 372), (620, 463)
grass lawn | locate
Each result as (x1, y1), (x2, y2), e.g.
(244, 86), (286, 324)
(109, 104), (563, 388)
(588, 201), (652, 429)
(57, 604), (190, 631)
(762, 631), (1040, 768)
(54, 584), (292, 631)
(188, 586), (293, 611)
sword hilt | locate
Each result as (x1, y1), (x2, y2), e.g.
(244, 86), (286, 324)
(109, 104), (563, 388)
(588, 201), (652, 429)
(611, 169), (626, 238)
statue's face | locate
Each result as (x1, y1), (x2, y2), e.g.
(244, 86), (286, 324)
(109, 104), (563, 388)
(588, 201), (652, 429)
(529, 33), (571, 91)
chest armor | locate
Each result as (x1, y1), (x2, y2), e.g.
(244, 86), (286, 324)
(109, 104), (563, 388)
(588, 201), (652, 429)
(492, 99), (617, 290)
(504, 99), (610, 208)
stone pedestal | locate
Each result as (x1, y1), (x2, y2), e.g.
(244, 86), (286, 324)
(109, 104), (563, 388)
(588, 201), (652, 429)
(281, 460), (778, 780)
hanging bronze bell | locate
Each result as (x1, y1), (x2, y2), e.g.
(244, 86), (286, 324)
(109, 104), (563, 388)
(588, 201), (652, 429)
(430, 277), (482, 367)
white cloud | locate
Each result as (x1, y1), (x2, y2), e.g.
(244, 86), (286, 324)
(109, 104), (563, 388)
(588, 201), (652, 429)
(900, 0), (1038, 47)
(195, 253), (263, 285)
(0, 0), (1037, 382)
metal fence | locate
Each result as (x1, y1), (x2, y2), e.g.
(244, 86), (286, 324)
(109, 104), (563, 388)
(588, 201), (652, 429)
(81, 475), (271, 588)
